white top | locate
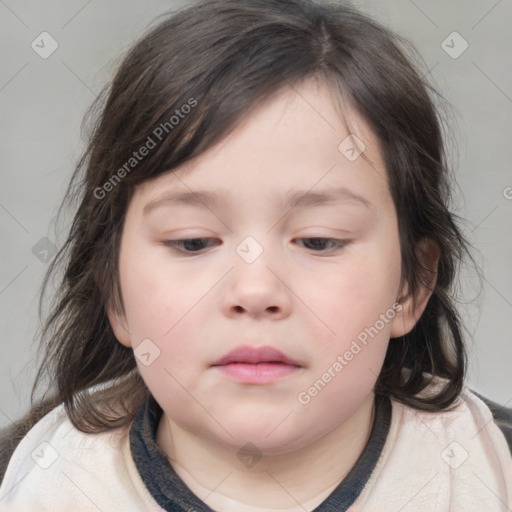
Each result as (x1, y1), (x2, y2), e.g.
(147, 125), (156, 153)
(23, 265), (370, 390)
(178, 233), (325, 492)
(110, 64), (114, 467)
(1, 386), (511, 511)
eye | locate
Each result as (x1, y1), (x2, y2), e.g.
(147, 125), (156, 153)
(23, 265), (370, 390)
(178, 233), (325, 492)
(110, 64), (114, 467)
(161, 238), (220, 253)
(161, 237), (349, 255)
(295, 237), (349, 252)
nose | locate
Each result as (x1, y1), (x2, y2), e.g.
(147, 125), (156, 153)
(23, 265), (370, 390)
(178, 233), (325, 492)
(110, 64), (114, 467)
(222, 242), (292, 320)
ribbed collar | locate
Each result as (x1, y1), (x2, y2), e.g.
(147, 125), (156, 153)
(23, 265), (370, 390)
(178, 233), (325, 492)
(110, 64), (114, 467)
(129, 393), (391, 511)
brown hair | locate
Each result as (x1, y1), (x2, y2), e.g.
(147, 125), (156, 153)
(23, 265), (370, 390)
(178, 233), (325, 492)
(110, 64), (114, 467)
(1, 0), (474, 477)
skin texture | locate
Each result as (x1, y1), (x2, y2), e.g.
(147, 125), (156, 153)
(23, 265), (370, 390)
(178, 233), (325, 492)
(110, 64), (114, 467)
(108, 77), (436, 511)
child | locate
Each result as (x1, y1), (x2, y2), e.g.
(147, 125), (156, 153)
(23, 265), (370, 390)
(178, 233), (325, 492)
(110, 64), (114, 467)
(1, 0), (511, 510)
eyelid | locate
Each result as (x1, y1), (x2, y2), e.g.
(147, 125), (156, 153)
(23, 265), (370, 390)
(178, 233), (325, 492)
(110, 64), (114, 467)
(295, 237), (350, 252)
(160, 237), (220, 253)
(160, 236), (351, 254)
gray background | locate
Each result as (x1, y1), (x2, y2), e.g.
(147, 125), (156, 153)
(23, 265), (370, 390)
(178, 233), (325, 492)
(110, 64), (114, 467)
(1, 0), (511, 429)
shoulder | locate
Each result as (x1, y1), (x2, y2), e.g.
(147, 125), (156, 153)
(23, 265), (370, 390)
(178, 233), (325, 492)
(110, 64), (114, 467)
(468, 389), (512, 455)
(391, 384), (512, 455)
(0, 403), (160, 511)
(357, 384), (512, 510)
(386, 382), (512, 475)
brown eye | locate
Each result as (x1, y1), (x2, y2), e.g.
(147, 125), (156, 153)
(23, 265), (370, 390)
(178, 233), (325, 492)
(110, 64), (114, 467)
(161, 238), (220, 253)
(295, 238), (349, 252)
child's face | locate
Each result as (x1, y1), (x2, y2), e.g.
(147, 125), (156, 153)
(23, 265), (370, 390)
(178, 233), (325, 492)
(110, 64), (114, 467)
(109, 78), (414, 455)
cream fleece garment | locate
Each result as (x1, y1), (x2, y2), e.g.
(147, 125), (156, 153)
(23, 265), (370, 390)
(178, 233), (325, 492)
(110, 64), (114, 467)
(1, 385), (511, 511)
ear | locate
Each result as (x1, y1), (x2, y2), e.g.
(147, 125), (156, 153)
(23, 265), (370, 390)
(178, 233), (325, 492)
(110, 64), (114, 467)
(107, 302), (132, 348)
(390, 238), (440, 338)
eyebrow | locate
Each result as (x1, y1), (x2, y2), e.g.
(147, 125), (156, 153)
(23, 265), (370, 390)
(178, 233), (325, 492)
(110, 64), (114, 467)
(142, 186), (371, 216)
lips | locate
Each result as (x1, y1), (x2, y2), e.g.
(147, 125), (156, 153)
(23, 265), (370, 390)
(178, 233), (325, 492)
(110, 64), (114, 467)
(211, 345), (302, 384)
(212, 345), (301, 367)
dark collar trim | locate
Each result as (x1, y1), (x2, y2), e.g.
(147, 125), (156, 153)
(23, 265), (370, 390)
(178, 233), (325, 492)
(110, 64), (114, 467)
(129, 393), (391, 512)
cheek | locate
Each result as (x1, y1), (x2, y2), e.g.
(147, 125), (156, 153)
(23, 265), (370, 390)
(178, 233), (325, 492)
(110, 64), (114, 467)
(118, 247), (217, 377)
(119, 245), (202, 340)
(306, 241), (401, 377)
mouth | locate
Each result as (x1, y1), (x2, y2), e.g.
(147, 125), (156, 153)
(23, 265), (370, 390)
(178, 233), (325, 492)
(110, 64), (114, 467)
(211, 345), (302, 385)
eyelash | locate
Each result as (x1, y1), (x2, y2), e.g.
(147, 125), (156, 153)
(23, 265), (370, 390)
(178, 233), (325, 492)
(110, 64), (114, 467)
(161, 237), (349, 254)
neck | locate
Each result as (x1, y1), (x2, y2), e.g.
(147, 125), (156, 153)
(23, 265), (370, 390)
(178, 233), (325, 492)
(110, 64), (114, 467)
(156, 393), (375, 511)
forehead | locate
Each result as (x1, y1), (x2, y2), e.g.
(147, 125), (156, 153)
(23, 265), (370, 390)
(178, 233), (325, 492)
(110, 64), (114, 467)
(132, 78), (391, 216)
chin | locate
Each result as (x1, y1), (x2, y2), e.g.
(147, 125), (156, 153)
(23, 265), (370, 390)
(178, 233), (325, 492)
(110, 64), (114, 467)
(216, 419), (313, 455)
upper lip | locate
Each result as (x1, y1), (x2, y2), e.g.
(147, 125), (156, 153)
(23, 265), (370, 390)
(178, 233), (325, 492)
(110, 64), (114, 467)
(212, 345), (301, 366)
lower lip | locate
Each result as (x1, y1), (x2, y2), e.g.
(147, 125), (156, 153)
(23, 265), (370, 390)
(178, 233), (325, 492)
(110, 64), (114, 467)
(213, 362), (300, 384)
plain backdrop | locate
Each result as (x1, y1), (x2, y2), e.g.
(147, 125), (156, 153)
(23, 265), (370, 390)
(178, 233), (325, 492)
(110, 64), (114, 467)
(1, 0), (511, 429)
